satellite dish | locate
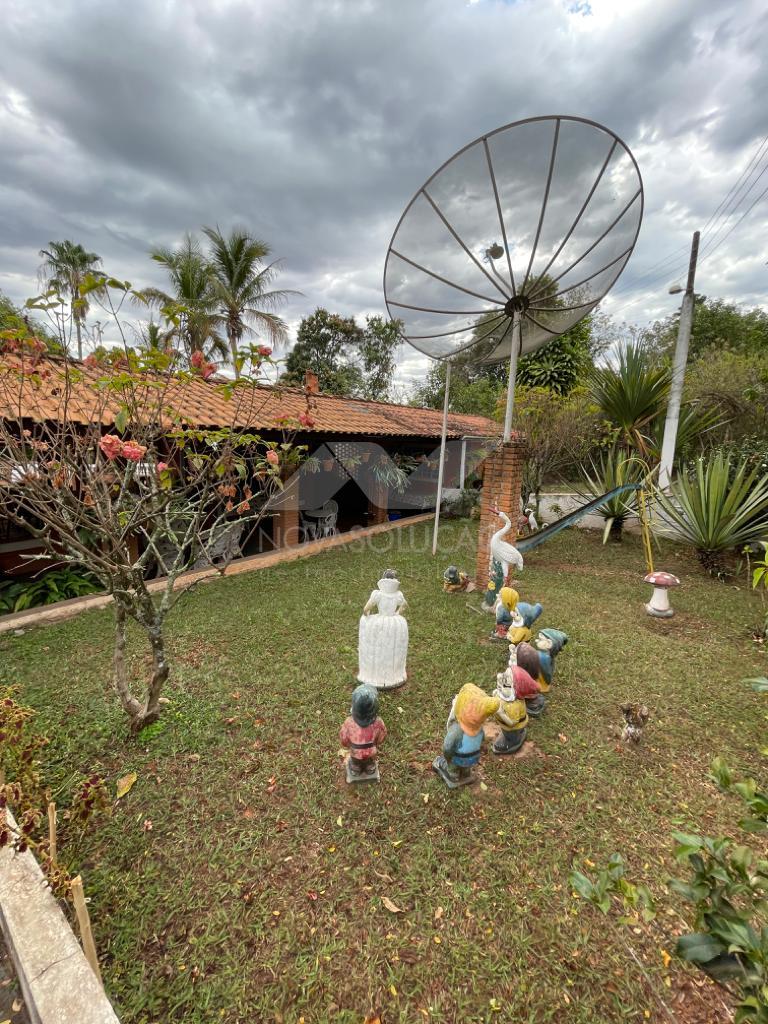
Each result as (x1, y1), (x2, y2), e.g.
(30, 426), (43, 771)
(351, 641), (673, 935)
(384, 115), (643, 369)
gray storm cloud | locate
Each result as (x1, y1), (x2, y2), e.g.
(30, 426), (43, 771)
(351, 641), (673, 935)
(0, 0), (766, 385)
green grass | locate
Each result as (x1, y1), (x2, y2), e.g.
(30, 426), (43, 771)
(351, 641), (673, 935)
(2, 520), (767, 1024)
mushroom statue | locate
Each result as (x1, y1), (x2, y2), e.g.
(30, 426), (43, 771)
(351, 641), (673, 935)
(644, 571), (680, 618)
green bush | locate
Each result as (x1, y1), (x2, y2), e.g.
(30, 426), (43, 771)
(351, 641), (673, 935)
(0, 568), (101, 614)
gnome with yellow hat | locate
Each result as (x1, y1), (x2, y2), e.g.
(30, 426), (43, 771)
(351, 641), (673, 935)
(491, 586), (523, 641)
(433, 684), (500, 788)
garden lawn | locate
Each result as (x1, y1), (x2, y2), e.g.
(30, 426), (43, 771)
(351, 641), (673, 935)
(2, 520), (767, 1024)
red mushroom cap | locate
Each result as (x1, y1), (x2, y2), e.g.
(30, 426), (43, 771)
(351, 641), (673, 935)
(643, 571), (680, 587)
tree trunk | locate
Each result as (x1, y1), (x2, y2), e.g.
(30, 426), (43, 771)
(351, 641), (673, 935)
(112, 603), (143, 726)
(111, 602), (171, 734)
(75, 316), (83, 361)
(229, 327), (240, 379)
(138, 625), (169, 732)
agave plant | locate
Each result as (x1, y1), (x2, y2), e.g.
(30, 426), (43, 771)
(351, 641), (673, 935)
(655, 454), (768, 572)
(577, 448), (647, 542)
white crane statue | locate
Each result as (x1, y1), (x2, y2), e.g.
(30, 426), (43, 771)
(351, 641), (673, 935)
(489, 506), (524, 582)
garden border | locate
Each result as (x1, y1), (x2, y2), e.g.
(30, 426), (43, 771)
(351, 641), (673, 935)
(0, 811), (120, 1024)
(0, 513), (436, 634)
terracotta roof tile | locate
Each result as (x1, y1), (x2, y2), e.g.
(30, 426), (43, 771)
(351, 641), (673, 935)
(0, 356), (506, 440)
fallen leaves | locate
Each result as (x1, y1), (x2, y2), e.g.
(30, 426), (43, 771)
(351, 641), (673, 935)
(116, 772), (137, 799)
(381, 896), (404, 914)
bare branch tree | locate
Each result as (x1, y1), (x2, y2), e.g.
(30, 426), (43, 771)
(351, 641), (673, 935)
(0, 278), (310, 733)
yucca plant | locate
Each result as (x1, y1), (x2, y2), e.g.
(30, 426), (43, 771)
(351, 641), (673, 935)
(647, 402), (724, 464)
(577, 448), (646, 542)
(655, 454), (768, 572)
(587, 344), (670, 457)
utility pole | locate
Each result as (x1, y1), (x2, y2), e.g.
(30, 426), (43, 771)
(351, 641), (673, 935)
(658, 230), (700, 489)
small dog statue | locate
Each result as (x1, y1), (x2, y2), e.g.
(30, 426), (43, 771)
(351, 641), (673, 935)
(620, 702), (650, 745)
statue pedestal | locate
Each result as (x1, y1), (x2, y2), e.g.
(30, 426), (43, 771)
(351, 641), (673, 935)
(346, 759), (380, 784)
(432, 756), (478, 789)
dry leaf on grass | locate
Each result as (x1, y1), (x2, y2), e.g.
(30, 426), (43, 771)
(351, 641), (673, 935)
(116, 772), (137, 799)
(381, 896), (404, 914)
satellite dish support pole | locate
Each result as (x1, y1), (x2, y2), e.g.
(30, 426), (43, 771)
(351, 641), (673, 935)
(431, 359), (452, 556)
(502, 310), (521, 442)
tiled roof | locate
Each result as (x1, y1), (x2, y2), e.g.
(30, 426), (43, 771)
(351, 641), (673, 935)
(0, 356), (503, 440)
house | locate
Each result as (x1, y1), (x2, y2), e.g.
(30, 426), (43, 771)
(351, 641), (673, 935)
(0, 357), (499, 575)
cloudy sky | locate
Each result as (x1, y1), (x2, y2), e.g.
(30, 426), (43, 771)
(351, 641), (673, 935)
(1, 0), (766, 389)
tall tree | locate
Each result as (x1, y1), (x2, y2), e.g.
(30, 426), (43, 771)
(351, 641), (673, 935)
(643, 296), (768, 361)
(357, 315), (401, 401)
(38, 240), (102, 359)
(280, 309), (400, 399)
(282, 309), (363, 394)
(146, 235), (227, 361)
(412, 306), (606, 413)
(202, 225), (295, 375)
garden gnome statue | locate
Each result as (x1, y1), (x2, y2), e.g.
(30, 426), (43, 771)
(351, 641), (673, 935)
(492, 587), (521, 641)
(340, 684), (387, 783)
(433, 684), (499, 788)
(509, 642), (546, 718)
(509, 601), (544, 645)
(358, 569), (408, 689)
(532, 628), (569, 692)
(443, 565), (472, 593)
(491, 670), (534, 755)
(483, 557), (504, 612)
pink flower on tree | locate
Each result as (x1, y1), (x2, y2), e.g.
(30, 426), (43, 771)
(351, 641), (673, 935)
(298, 412), (315, 428)
(190, 350), (216, 379)
(156, 462), (168, 473)
(122, 440), (148, 462)
(99, 434), (124, 460)
(257, 346), (272, 358)
(266, 450), (279, 467)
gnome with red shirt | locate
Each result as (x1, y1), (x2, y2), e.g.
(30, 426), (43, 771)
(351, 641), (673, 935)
(340, 684), (388, 784)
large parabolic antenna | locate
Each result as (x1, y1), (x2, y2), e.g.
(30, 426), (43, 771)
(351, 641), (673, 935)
(384, 115), (644, 551)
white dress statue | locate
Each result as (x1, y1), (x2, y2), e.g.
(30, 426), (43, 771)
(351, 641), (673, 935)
(358, 569), (408, 689)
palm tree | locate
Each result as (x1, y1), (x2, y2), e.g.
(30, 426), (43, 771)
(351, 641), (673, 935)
(146, 235), (227, 362)
(136, 318), (175, 354)
(203, 225), (296, 375)
(38, 240), (102, 359)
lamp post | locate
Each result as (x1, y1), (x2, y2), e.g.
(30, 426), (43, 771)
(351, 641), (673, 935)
(658, 230), (700, 489)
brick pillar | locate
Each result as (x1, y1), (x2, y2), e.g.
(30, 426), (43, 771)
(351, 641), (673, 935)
(475, 437), (527, 586)
(273, 469), (301, 548)
(273, 506), (300, 548)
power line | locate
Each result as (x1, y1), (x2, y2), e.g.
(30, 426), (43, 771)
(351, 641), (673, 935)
(699, 157), (768, 260)
(610, 243), (690, 296)
(700, 178), (768, 262)
(700, 132), (768, 240)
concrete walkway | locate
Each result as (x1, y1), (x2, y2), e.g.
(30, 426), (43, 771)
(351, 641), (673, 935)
(0, 513), (435, 635)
